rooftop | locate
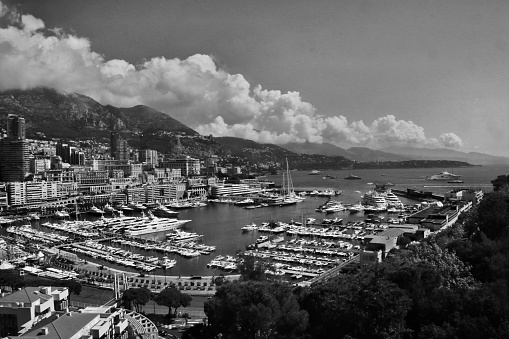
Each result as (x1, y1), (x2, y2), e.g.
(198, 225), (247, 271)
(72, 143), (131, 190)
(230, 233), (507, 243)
(19, 312), (100, 339)
(0, 287), (52, 305)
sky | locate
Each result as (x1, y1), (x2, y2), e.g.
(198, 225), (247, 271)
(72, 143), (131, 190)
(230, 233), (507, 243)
(1, 0), (508, 157)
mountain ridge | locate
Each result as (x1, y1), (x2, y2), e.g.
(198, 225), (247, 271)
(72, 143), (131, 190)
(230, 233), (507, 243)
(0, 88), (479, 170)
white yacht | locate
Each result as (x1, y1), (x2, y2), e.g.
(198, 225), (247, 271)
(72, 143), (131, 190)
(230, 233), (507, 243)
(128, 202), (147, 211)
(54, 210), (70, 219)
(348, 203), (365, 213)
(362, 191), (387, 208)
(124, 218), (191, 236)
(426, 170), (462, 181)
(152, 205), (179, 218)
(242, 223), (258, 232)
(379, 190), (404, 207)
(166, 230), (203, 242)
(88, 206), (105, 215)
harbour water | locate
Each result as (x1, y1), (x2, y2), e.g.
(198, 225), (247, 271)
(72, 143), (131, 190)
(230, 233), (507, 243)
(2, 165), (505, 277)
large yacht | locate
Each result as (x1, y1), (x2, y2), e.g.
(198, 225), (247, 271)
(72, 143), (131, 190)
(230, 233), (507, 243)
(379, 189), (404, 207)
(426, 170), (462, 181)
(362, 191), (387, 208)
(124, 218), (191, 236)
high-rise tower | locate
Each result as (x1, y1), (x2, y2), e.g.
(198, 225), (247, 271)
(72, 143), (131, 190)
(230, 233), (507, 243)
(0, 115), (30, 182)
(110, 131), (128, 162)
(7, 114), (26, 139)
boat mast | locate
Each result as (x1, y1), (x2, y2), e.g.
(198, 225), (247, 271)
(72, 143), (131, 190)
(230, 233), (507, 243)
(286, 158), (294, 197)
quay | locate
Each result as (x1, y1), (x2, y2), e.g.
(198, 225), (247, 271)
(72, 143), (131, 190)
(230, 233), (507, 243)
(392, 188), (445, 201)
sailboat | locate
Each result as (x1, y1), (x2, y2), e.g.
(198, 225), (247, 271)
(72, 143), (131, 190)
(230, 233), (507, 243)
(279, 159), (299, 206)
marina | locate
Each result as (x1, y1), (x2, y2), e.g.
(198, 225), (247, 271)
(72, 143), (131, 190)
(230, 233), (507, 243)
(0, 166), (501, 283)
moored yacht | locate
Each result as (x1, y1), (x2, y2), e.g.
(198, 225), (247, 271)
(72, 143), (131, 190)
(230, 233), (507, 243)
(128, 202), (147, 211)
(124, 218), (191, 236)
(54, 210), (70, 219)
(362, 191), (387, 208)
(88, 205), (105, 215)
(103, 204), (117, 214)
(152, 205), (179, 218)
(379, 189), (404, 208)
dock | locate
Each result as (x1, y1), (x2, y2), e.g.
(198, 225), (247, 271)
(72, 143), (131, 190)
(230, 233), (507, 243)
(391, 188), (444, 201)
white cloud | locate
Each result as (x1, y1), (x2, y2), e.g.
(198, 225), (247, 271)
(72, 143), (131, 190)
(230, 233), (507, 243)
(21, 14), (44, 32)
(440, 132), (464, 148)
(0, 2), (464, 150)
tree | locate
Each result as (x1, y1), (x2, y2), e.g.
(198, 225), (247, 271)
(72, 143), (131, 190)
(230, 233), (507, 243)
(61, 280), (82, 304)
(238, 256), (267, 282)
(300, 271), (412, 339)
(153, 286), (192, 316)
(205, 281), (308, 339)
(463, 191), (509, 240)
(122, 287), (151, 313)
(491, 174), (509, 192)
(0, 270), (25, 290)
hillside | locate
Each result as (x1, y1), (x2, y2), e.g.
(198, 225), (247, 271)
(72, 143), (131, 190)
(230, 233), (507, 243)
(279, 141), (356, 158)
(0, 88), (478, 171)
(0, 88), (197, 140)
(384, 146), (509, 165)
(280, 142), (409, 162)
(347, 147), (409, 162)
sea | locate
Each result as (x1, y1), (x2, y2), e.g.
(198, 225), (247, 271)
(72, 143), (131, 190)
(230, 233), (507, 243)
(3, 165), (507, 277)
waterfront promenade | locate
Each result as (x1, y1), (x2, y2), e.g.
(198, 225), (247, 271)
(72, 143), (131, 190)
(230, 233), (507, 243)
(53, 257), (240, 296)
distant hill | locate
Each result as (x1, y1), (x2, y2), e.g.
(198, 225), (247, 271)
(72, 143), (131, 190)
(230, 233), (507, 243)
(0, 88), (197, 140)
(383, 146), (509, 165)
(280, 141), (356, 158)
(347, 147), (409, 162)
(280, 142), (409, 162)
(0, 88), (481, 170)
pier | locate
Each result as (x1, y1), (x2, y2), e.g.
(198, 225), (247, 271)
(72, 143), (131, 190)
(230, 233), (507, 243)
(392, 188), (445, 201)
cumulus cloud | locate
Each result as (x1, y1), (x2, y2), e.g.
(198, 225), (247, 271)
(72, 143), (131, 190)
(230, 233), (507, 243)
(0, 2), (464, 150)
(440, 132), (464, 148)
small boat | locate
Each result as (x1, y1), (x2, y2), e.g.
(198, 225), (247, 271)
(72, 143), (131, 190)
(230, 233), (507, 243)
(128, 202), (147, 211)
(53, 210), (70, 219)
(103, 204), (117, 214)
(119, 205), (134, 212)
(88, 206), (105, 215)
(235, 198), (254, 206)
(308, 170), (322, 175)
(242, 223), (258, 232)
(344, 174), (362, 180)
(28, 213), (40, 220)
(152, 205), (179, 218)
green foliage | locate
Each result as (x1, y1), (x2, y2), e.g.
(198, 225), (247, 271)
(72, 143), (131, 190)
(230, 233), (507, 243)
(205, 281), (308, 339)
